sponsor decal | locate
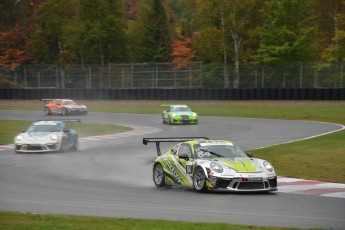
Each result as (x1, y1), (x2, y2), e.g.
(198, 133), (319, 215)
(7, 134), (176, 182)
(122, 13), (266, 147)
(162, 155), (182, 183)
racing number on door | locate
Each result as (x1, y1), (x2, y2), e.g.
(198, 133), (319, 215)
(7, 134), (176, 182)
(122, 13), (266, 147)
(186, 165), (192, 174)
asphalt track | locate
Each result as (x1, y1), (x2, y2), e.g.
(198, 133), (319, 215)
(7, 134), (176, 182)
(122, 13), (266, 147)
(1, 110), (345, 229)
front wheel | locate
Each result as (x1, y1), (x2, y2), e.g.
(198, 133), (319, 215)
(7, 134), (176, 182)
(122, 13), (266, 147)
(71, 139), (78, 151)
(193, 167), (207, 192)
(62, 108), (68, 116)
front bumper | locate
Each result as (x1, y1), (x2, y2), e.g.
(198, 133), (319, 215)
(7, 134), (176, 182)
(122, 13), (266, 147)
(208, 176), (278, 192)
(15, 143), (60, 153)
(170, 116), (198, 124)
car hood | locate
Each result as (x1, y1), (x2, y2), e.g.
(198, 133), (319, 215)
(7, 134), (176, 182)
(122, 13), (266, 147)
(22, 132), (59, 140)
(173, 111), (194, 116)
(215, 157), (260, 172)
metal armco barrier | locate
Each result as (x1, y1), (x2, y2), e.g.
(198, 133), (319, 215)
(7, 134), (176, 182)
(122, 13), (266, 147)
(0, 88), (344, 100)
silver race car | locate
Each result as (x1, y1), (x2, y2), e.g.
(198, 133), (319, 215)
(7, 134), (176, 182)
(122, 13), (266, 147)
(143, 137), (278, 193)
(14, 120), (80, 153)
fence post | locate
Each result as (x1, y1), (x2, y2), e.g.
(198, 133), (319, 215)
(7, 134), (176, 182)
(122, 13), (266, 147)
(14, 71), (17, 88)
(341, 63), (344, 88)
(189, 63), (192, 87)
(299, 64), (303, 88)
(38, 72), (40, 87)
(261, 66), (265, 88)
(108, 64), (111, 88)
(199, 62), (203, 87)
(56, 66), (59, 88)
(155, 65), (158, 87)
(24, 65), (27, 87)
(131, 63), (134, 88)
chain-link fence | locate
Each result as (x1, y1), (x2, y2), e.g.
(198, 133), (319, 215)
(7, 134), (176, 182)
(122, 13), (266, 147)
(0, 62), (343, 88)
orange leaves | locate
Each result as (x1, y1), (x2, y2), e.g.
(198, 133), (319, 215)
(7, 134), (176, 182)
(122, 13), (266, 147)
(170, 36), (196, 67)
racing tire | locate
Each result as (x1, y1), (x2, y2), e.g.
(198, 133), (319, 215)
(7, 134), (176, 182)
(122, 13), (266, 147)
(44, 107), (51, 115)
(71, 139), (79, 151)
(153, 163), (170, 189)
(167, 116), (171, 125)
(62, 108), (68, 116)
(193, 167), (208, 193)
(59, 143), (65, 153)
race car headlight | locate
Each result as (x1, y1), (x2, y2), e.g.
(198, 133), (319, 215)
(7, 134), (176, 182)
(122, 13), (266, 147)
(51, 134), (58, 140)
(263, 161), (274, 172)
(171, 113), (177, 117)
(192, 112), (197, 117)
(210, 161), (223, 173)
(16, 135), (23, 141)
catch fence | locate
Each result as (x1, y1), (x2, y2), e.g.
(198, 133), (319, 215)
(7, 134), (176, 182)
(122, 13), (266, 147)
(0, 62), (343, 89)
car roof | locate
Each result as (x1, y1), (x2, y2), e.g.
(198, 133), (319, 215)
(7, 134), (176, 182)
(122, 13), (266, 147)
(184, 139), (234, 146)
(170, 104), (188, 107)
(32, 120), (65, 126)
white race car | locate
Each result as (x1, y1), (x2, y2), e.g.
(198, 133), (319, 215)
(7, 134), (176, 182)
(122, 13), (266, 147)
(144, 137), (278, 193)
(14, 120), (79, 153)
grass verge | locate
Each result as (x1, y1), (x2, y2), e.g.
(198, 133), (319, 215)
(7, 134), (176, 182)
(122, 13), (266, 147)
(0, 211), (305, 230)
(0, 120), (132, 145)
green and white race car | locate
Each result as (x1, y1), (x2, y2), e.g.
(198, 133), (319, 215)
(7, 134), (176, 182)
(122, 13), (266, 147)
(143, 137), (278, 193)
(161, 104), (198, 125)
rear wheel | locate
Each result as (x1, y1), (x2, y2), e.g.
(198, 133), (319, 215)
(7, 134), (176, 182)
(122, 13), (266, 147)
(44, 107), (51, 115)
(153, 163), (169, 189)
(62, 108), (68, 116)
(193, 167), (207, 192)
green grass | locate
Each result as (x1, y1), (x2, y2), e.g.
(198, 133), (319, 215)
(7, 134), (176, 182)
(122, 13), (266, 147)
(0, 120), (132, 145)
(0, 211), (306, 230)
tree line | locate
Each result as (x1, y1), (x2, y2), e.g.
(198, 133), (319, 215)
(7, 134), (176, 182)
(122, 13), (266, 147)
(0, 0), (344, 73)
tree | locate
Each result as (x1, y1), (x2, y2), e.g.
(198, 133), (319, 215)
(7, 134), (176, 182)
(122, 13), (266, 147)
(320, 0), (345, 62)
(170, 35), (196, 67)
(29, 0), (75, 64)
(69, 0), (128, 65)
(0, 23), (32, 70)
(130, 0), (172, 62)
(191, 0), (262, 88)
(255, 0), (318, 65)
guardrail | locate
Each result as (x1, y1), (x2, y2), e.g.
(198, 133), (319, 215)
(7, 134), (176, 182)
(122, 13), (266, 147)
(0, 88), (344, 100)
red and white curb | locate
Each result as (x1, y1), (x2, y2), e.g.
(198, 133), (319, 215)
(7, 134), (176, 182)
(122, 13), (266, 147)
(278, 176), (345, 198)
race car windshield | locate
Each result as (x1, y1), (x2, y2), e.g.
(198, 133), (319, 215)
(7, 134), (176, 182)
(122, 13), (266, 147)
(171, 107), (191, 112)
(27, 125), (62, 132)
(62, 100), (76, 105)
(194, 144), (248, 159)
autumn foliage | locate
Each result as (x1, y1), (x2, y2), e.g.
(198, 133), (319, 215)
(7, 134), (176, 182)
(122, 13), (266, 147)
(170, 36), (196, 68)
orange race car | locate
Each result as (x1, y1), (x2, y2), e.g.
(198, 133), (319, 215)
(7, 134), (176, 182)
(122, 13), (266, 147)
(42, 99), (88, 116)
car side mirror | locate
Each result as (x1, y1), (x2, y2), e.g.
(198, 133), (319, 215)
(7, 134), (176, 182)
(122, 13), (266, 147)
(179, 152), (189, 161)
(246, 152), (253, 157)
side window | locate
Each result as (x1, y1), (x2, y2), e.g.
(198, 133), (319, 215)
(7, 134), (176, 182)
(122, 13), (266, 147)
(178, 144), (192, 158)
(171, 145), (180, 155)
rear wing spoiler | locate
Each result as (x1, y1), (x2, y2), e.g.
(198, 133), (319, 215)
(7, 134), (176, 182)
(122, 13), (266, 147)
(41, 99), (56, 104)
(36, 119), (80, 122)
(143, 137), (209, 156)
